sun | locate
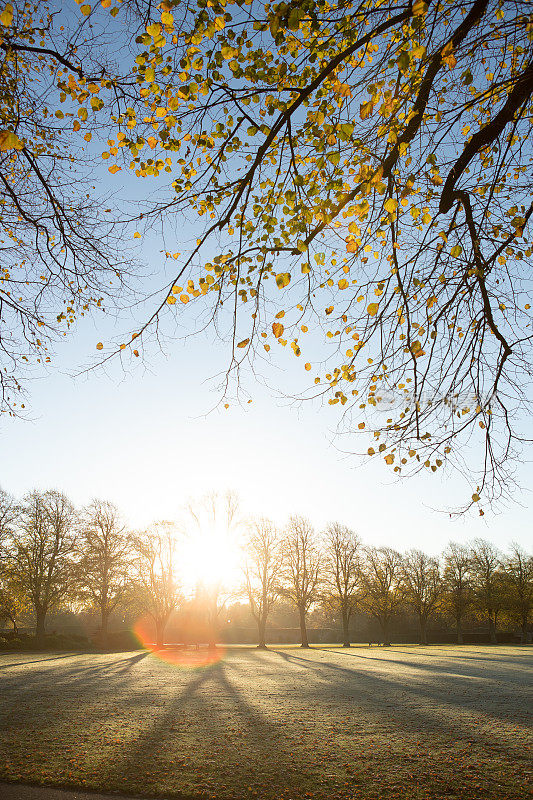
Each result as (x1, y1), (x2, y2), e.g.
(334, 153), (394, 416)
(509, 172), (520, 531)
(179, 525), (243, 595)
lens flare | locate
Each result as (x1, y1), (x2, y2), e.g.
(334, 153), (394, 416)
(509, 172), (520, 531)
(133, 615), (226, 668)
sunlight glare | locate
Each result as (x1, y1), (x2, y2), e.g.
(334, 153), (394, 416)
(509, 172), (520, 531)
(179, 523), (243, 595)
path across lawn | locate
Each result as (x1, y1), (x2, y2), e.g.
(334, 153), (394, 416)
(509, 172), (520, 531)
(0, 645), (531, 800)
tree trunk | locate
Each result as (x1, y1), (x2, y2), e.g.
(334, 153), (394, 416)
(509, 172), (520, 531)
(341, 609), (350, 647)
(299, 607), (309, 648)
(456, 615), (463, 644)
(380, 618), (391, 647)
(419, 617), (428, 645)
(488, 615), (497, 644)
(207, 599), (218, 650)
(100, 608), (110, 648)
(257, 615), (267, 649)
(155, 618), (165, 650)
(521, 617), (529, 644)
(35, 607), (47, 645)
(12, 617), (18, 635)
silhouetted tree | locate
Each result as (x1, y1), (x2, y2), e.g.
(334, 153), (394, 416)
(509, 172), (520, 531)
(402, 549), (442, 645)
(78, 500), (132, 646)
(443, 543), (472, 644)
(13, 490), (77, 642)
(323, 523), (361, 647)
(361, 547), (403, 646)
(281, 516), (322, 648)
(243, 518), (282, 649)
(470, 539), (504, 644)
(503, 544), (533, 643)
(133, 521), (181, 649)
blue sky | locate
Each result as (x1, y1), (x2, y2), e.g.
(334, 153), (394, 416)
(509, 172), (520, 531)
(1, 299), (532, 555)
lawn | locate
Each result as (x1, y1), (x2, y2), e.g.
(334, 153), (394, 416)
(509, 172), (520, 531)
(0, 645), (531, 800)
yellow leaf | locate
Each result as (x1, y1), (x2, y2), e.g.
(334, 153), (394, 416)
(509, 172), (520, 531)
(360, 100), (374, 120)
(0, 130), (23, 151)
(146, 22), (161, 37)
(133, 349), (139, 357)
(161, 10), (173, 25)
(108, 165), (121, 174)
(442, 42), (457, 69)
(367, 447), (375, 456)
(0, 3), (13, 26)
(237, 339), (249, 348)
(133, 232), (141, 239)
(334, 83), (352, 98)
(472, 493), (480, 502)
(367, 303), (379, 317)
(384, 454), (394, 465)
(304, 362), (311, 371)
(272, 322), (284, 338)
(338, 279), (348, 289)
(167, 296), (176, 304)
(412, 0), (427, 15)
(275, 272), (291, 289)
(180, 294), (189, 304)
(384, 198), (398, 213)
(96, 342), (103, 350)
(80, 4), (92, 16)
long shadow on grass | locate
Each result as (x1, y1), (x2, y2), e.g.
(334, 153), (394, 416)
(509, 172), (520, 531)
(0, 652), (150, 693)
(95, 657), (310, 799)
(388, 647), (532, 666)
(0, 652), (153, 738)
(320, 648), (532, 681)
(273, 649), (531, 758)
(0, 654), (75, 670)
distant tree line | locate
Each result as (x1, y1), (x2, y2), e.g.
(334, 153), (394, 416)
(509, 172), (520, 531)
(0, 487), (531, 649)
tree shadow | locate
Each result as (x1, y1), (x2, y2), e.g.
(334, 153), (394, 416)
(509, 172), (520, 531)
(0, 654), (75, 670)
(321, 647), (530, 680)
(271, 647), (532, 757)
(94, 657), (311, 798)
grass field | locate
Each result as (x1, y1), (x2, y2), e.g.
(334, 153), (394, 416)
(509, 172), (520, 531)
(0, 645), (531, 800)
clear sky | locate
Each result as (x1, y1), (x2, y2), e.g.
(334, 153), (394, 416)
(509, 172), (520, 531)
(1, 294), (532, 556)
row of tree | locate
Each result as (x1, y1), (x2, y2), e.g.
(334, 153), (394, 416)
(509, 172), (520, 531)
(0, 487), (531, 649)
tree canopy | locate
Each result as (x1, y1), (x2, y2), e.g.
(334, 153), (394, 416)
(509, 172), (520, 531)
(1, 0), (532, 507)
